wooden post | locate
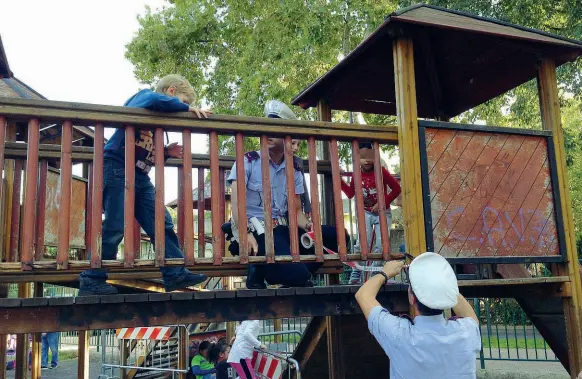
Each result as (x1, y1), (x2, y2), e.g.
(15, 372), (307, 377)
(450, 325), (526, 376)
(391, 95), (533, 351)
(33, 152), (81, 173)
(326, 274), (344, 379)
(0, 332), (6, 379)
(30, 283), (43, 379)
(274, 319), (283, 343)
(120, 339), (129, 379)
(78, 331), (90, 379)
(15, 283), (31, 379)
(538, 58), (582, 377)
(178, 326), (187, 379)
(393, 38), (426, 257)
(317, 101), (335, 226)
(3, 122), (17, 260)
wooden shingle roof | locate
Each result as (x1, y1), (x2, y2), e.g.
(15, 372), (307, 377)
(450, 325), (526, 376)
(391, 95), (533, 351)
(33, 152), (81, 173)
(292, 4), (582, 119)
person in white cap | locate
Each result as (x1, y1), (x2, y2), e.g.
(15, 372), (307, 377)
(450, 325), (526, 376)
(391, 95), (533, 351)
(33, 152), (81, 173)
(355, 253), (481, 379)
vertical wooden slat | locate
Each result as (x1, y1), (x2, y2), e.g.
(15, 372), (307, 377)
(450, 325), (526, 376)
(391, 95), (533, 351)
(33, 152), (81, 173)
(15, 283), (30, 379)
(0, 117), (5, 217)
(284, 136), (300, 261)
(31, 283), (43, 379)
(219, 167), (226, 256)
(235, 133), (248, 263)
(78, 330), (90, 379)
(91, 124), (104, 268)
(317, 101), (335, 225)
(3, 123), (17, 260)
(538, 58), (582, 375)
(9, 160), (22, 262)
(178, 326), (188, 379)
(21, 119), (41, 270)
(261, 135), (275, 263)
(56, 120), (73, 270)
(329, 139), (347, 261)
(133, 220), (141, 259)
(177, 166), (185, 249)
(307, 137), (324, 262)
(34, 161), (48, 261)
(393, 38), (426, 257)
(197, 168), (205, 258)
(183, 131), (195, 265)
(154, 128), (165, 267)
(83, 163), (92, 260)
(373, 141), (390, 259)
(351, 140), (368, 261)
(209, 132), (222, 265)
(124, 126), (136, 267)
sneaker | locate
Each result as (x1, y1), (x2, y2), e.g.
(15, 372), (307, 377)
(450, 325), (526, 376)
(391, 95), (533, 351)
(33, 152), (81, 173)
(164, 272), (207, 292)
(246, 283), (267, 290)
(79, 277), (119, 296)
(50, 364), (58, 369)
(41, 366), (49, 370)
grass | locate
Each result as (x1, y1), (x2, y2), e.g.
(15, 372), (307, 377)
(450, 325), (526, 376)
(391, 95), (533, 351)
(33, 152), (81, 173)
(481, 336), (549, 349)
(46, 350), (78, 362)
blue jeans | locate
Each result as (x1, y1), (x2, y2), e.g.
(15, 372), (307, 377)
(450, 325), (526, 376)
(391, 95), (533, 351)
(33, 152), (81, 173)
(41, 332), (59, 367)
(81, 159), (187, 282)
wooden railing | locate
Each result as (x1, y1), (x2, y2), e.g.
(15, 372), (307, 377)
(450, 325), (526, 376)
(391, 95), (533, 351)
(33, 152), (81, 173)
(0, 98), (398, 278)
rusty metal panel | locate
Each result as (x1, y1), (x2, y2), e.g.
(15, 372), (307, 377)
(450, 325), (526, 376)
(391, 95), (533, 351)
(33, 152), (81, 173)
(424, 127), (560, 258)
(43, 169), (87, 249)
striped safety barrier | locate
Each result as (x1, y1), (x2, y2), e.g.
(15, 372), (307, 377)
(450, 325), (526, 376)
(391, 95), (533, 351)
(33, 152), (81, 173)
(251, 350), (283, 379)
(115, 326), (172, 340)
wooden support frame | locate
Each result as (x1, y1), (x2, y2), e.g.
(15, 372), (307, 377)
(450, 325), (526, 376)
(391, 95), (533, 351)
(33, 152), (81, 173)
(538, 58), (582, 377)
(78, 330), (90, 379)
(15, 283), (31, 379)
(317, 100), (336, 226)
(326, 274), (345, 379)
(393, 38), (427, 256)
(31, 283), (43, 379)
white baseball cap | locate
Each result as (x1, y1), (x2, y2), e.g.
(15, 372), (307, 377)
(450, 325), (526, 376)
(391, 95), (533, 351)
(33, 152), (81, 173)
(409, 252), (459, 310)
(264, 100), (297, 120)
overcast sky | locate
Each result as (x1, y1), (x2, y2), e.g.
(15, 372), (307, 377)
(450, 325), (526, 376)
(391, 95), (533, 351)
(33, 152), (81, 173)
(0, 0), (208, 203)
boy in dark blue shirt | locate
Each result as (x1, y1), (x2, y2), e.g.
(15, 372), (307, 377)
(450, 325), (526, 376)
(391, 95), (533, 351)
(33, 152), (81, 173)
(79, 74), (211, 295)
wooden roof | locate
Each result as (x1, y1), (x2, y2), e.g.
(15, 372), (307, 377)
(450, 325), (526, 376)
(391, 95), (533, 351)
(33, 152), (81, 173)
(292, 4), (582, 119)
(0, 36), (11, 78)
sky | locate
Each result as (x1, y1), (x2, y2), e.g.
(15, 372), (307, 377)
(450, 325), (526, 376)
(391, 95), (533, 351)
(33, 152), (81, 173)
(0, 0), (206, 203)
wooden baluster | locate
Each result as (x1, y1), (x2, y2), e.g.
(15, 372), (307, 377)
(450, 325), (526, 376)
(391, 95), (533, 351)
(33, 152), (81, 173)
(235, 132), (248, 264)
(83, 163), (93, 261)
(329, 139), (347, 261)
(285, 136), (300, 262)
(91, 123), (104, 268)
(57, 120), (73, 270)
(197, 168), (205, 258)
(219, 167), (226, 257)
(209, 132), (222, 265)
(372, 141), (390, 259)
(308, 137), (324, 262)
(352, 140), (368, 261)
(123, 126), (136, 267)
(154, 128), (165, 267)
(22, 118), (41, 270)
(183, 130), (195, 265)
(9, 160), (22, 262)
(177, 166), (185, 249)
(35, 161), (48, 261)
(260, 135), (274, 263)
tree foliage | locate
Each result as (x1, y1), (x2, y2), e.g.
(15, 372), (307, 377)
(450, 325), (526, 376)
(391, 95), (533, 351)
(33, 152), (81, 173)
(127, 0), (582, 255)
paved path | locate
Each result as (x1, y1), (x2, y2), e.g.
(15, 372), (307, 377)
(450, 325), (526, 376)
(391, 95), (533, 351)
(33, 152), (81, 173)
(6, 351), (103, 379)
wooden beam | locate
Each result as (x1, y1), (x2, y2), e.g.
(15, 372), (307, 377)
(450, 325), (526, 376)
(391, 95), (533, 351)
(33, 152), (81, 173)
(294, 316), (327, 369)
(0, 97), (398, 142)
(0, 286), (410, 334)
(538, 58), (582, 377)
(77, 330), (90, 379)
(393, 38), (427, 256)
(178, 326), (187, 379)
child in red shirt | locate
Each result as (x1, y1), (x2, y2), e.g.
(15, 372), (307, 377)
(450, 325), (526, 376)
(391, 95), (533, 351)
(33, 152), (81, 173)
(341, 142), (401, 284)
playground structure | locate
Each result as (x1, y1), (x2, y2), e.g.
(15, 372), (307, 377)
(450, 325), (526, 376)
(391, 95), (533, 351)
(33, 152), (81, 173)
(0, 4), (582, 379)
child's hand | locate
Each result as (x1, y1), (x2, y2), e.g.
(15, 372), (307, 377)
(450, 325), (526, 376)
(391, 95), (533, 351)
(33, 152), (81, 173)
(189, 106), (212, 118)
(247, 233), (259, 256)
(165, 143), (183, 159)
(371, 203), (379, 214)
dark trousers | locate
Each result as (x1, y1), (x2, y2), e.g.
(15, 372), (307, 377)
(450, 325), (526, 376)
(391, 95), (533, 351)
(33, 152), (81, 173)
(229, 225), (349, 287)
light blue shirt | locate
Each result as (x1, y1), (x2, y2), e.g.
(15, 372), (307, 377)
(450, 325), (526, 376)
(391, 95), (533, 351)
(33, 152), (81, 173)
(368, 306), (481, 379)
(227, 151), (304, 220)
